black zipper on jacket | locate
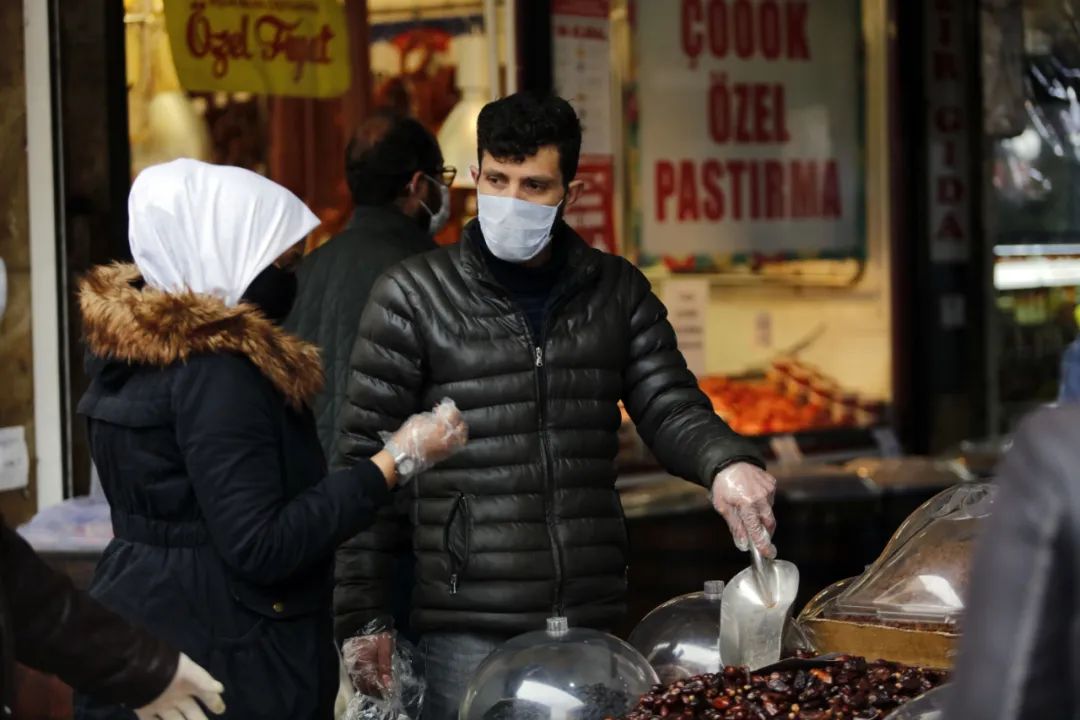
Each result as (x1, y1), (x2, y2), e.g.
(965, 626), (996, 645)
(530, 274), (594, 616)
(445, 492), (470, 595)
(531, 329), (564, 617)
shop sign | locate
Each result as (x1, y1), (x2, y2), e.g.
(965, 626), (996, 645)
(926, 0), (971, 263)
(565, 159), (617, 254)
(553, 0), (618, 254)
(635, 0), (863, 267)
(165, 0), (351, 99)
(0, 426), (28, 493)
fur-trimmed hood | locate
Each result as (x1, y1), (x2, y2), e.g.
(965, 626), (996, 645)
(79, 263), (323, 409)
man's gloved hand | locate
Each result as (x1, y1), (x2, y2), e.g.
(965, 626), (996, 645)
(711, 462), (778, 558)
(135, 653), (225, 720)
(342, 632), (395, 697)
(383, 399), (468, 481)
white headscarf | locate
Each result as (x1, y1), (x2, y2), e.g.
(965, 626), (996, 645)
(128, 159), (320, 307)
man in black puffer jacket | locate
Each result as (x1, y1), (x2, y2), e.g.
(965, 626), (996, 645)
(335, 93), (778, 720)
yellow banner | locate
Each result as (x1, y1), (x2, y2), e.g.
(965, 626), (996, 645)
(164, 0), (351, 98)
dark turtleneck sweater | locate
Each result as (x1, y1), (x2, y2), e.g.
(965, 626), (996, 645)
(475, 228), (570, 341)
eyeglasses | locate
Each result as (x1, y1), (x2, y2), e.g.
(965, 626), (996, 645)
(434, 165), (457, 187)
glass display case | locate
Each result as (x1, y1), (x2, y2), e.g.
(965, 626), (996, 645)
(459, 617), (658, 720)
(801, 482), (995, 632)
(842, 457), (968, 490)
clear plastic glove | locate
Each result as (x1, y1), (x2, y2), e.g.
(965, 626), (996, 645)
(135, 654), (225, 720)
(711, 462), (778, 559)
(343, 632), (395, 698)
(382, 399), (468, 481)
(341, 621), (425, 720)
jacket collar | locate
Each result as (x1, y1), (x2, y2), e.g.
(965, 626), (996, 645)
(459, 219), (601, 298)
(338, 205), (437, 256)
(79, 263), (323, 409)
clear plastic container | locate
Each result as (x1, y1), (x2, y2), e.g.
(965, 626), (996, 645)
(459, 617), (658, 720)
(801, 483), (995, 631)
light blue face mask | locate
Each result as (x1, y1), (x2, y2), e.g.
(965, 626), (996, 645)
(476, 193), (563, 262)
(420, 175), (452, 235)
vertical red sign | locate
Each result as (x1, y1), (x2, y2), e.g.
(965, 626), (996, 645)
(553, 0), (617, 253)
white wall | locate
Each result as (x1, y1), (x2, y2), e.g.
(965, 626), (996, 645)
(24, 0), (64, 509)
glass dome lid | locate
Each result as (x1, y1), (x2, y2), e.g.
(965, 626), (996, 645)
(628, 581), (725, 684)
(459, 617), (659, 720)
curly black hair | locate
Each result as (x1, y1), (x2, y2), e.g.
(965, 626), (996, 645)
(476, 93), (582, 186)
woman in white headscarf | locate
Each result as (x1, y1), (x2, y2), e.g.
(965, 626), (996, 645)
(73, 160), (467, 720)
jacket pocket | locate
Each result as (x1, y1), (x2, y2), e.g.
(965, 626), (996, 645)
(443, 493), (472, 594)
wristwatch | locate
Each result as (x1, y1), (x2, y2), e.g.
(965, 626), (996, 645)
(391, 447), (417, 479)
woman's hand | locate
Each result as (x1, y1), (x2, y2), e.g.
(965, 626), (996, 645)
(376, 399), (468, 485)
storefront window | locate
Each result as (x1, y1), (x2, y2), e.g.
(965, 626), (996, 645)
(986, 1), (1080, 428)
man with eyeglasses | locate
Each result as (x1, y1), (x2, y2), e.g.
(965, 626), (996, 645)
(285, 111), (455, 460)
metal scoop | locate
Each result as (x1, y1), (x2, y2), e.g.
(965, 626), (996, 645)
(720, 543), (799, 670)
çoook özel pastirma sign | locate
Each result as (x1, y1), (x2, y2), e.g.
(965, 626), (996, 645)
(165, 0), (351, 99)
(636, 0), (863, 265)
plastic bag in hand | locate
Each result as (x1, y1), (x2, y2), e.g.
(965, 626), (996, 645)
(342, 621), (424, 720)
(381, 398), (468, 482)
(711, 462), (777, 558)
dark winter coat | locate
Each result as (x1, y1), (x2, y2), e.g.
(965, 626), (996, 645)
(74, 264), (391, 719)
(0, 518), (177, 716)
(285, 206), (437, 459)
(333, 221), (763, 642)
(949, 405), (1080, 719)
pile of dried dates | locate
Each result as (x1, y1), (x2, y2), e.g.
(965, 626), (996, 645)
(619, 656), (948, 720)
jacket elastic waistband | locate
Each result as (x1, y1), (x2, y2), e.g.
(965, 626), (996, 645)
(111, 512), (209, 547)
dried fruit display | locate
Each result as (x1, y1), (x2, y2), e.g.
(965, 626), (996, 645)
(574, 684), (634, 720)
(699, 377), (835, 436)
(618, 656), (948, 720)
(619, 360), (882, 441)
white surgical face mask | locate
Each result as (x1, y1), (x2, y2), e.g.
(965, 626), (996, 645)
(476, 193), (561, 262)
(421, 175), (451, 235)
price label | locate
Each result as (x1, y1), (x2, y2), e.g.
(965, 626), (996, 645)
(0, 426), (28, 492)
(769, 435), (804, 467)
(872, 427), (903, 458)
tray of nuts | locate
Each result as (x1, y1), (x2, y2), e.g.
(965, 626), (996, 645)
(618, 655), (948, 720)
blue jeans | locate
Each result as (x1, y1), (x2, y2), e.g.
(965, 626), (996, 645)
(1062, 337), (1080, 403)
(419, 632), (510, 720)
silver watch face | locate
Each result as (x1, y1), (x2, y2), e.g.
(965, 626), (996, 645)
(397, 456), (417, 477)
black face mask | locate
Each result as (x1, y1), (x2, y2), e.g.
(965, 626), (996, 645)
(241, 264), (298, 323)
